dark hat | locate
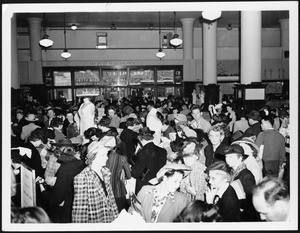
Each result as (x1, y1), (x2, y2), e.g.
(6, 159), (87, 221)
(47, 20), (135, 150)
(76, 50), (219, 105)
(51, 138), (78, 147)
(248, 110), (261, 121)
(138, 127), (155, 136)
(122, 105), (134, 116)
(225, 144), (248, 160)
(205, 161), (230, 174)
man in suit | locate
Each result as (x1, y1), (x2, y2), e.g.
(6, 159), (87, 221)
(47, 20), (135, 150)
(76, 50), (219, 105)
(131, 127), (167, 194)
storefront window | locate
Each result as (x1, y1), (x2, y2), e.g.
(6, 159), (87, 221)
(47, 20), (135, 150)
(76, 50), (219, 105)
(53, 71), (71, 86)
(54, 88), (72, 101)
(102, 70), (127, 86)
(75, 88), (100, 98)
(129, 69), (154, 85)
(75, 70), (100, 86)
(157, 70), (174, 83)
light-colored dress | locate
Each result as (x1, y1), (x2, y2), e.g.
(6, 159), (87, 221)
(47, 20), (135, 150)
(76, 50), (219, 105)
(78, 102), (96, 135)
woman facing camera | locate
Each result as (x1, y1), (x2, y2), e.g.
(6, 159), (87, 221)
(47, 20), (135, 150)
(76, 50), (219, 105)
(130, 163), (191, 222)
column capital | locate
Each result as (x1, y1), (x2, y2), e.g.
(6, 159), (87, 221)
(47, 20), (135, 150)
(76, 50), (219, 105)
(180, 18), (195, 26)
(27, 17), (43, 25)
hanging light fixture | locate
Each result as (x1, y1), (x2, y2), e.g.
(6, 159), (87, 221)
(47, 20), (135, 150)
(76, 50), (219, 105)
(61, 13), (71, 59)
(71, 24), (77, 30)
(156, 12), (165, 59)
(202, 10), (222, 21)
(170, 12), (182, 47)
(39, 13), (53, 48)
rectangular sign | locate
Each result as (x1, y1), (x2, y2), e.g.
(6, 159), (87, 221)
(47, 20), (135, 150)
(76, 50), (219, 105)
(20, 163), (36, 207)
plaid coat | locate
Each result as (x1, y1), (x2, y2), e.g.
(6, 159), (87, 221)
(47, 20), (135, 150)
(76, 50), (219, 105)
(72, 166), (119, 223)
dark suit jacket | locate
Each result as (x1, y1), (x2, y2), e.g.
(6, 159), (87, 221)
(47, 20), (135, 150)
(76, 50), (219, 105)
(217, 185), (241, 222)
(41, 158), (86, 223)
(244, 122), (261, 138)
(131, 142), (167, 194)
(120, 128), (138, 164)
(204, 143), (228, 167)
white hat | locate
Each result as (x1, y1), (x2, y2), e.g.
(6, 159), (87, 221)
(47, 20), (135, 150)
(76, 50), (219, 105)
(149, 163), (191, 185)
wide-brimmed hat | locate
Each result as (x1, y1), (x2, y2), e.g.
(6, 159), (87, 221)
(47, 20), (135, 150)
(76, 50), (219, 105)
(231, 137), (259, 153)
(248, 110), (261, 121)
(138, 127), (155, 136)
(205, 161), (230, 174)
(25, 113), (38, 122)
(174, 114), (187, 124)
(149, 163), (192, 185)
(224, 144), (248, 161)
(70, 136), (83, 145)
(51, 138), (79, 147)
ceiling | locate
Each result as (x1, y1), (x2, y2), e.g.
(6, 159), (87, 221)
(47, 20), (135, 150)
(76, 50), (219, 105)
(16, 11), (289, 30)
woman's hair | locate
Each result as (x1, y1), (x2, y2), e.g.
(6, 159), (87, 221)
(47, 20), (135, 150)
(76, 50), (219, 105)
(174, 200), (222, 222)
(126, 117), (139, 127)
(97, 116), (111, 127)
(158, 169), (185, 183)
(27, 128), (46, 143)
(83, 127), (99, 140)
(11, 206), (52, 223)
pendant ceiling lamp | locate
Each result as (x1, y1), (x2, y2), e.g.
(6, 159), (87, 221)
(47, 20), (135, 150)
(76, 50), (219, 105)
(170, 12), (182, 47)
(61, 13), (71, 59)
(156, 12), (165, 59)
(39, 13), (53, 48)
(202, 10), (222, 21)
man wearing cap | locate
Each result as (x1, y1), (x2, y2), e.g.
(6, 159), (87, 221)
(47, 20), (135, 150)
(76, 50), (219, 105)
(244, 110), (262, 138)
(20, 113), (41, 142)
(205, 161), (241, 222)
(40, 139), (85, 223)
(255, 115), (286, 177)
(131, 127), (167, 194)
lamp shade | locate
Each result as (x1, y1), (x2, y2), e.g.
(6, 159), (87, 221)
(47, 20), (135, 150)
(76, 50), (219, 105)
(170, 34), (182, 47)
(39, 34), (53, 47)
(202, 10), (222, 21)
(156, 49), (165, 58)
(71, 24), (77, 30)
(61, 49), (71, 59)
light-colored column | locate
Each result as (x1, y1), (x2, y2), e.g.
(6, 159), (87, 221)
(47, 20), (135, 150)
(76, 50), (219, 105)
(241, 11), (262, 84)
(279, 19), (289, 51)
(202, 21), (217, 85)
(11, 14), (19, 89)
(181, 18), (195, 59)
(27, 17), (42, 61)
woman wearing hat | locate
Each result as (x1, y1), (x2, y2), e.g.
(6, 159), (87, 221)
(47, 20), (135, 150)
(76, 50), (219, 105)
(131, 163), (191, 222)
(131, 127), (167, 195)
(72, 137), (118, 223)
(224, 144), (259, 221)
(20, 113), (41, 142)
(205, 161), (241, 222)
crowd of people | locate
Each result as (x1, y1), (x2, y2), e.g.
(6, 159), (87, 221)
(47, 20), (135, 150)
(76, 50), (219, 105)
(10, 92), (290, 223)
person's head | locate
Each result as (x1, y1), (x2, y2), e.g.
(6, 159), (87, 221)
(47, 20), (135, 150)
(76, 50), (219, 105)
(11, 206), (51, 223)
(97, 116), (111, 132)
(46, 108), (55, 119)
(150, 163), (191, 193)
(174, 114), (188, 128)
(181, 138), (203, 166)
(107, 106), (117, 118)
(252, 177), (290, 221)
(138, 127), (155, 142)
(231, 137), (259, 159)
(208, 124), (225, 147)
(83, 127), (101, 141)
(174, 200), (222, 222)
(147, 100), (155, 111)
(248, 110), (261, 125)
(206, 161), (231, 189)
(191, 105), (202, 121)
(16, 110), (24, 121)
(27, 128), (46, 147)
(50, 117), (63, 130)
(226, 104), (234, 113)
(261, 115), (274, 131)
(65, 111), (74, 123)
(225, 144), (248, 170)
